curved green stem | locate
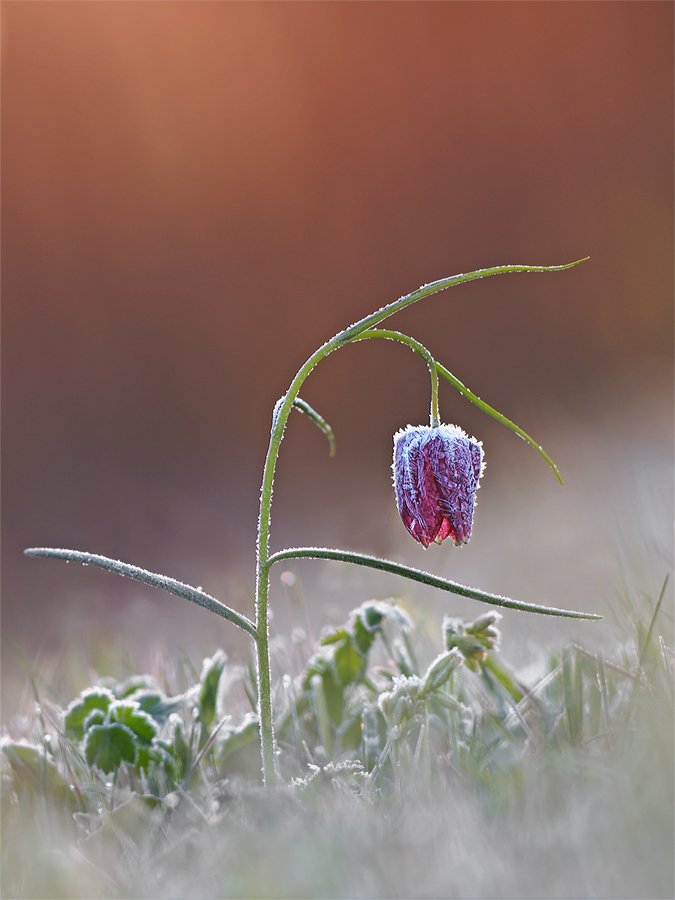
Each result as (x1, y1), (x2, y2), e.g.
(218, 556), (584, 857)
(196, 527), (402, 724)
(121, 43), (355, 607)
(254, 260), (587, 787)
(264, 547), (601, 620)
(431, 362), (440, 428)
(353, 329), (563, 484)
(354, 330), (440, 427)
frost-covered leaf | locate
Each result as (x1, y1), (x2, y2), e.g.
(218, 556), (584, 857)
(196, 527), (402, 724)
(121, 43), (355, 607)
(292, 759), (365, 793)
(302, 652), (346, 724)
(108, 702), (157, 745)
(1, 739), (72, 799)
(198, 649), (228, 731)
(429, 692), (468, 715)
(334, 640), (365, 686)
(320, 627), (350, 646)
(136, 741), (176, 778)
(218, 713), (259, 760)
(82, 709), (107, 732)
(358, 600), (412, 633)
(124, 688), (193, 723)
(64, 687), (115, 739)
(84, 724), (138, 773)
(444, 614), (502, 670)
(378, 676), (421, 727)
(351, 601), (412, 654)
(114, 674), (161, 699)
(167, 716), (190, 781)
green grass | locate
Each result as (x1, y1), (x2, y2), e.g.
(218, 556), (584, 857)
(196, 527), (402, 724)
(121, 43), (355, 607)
(2, 582), (673, 899)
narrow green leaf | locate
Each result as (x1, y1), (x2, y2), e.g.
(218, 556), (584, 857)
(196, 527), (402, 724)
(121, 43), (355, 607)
(293, 397), (336, 456)
(573, 648), (584, 744)
(321, 627), (350, 646)
(338, 260), (589, 344)
(435, 360), (563, 484)
(481, 654), (525, 704)
(198, 650), (228, 731)
(24, 548), (258, 639)
(266, 547), (602, 620)
(334, 640), (365, 686)
(354, 328), (562, 484)
(310, 673), (334, 753)
(638, 573), (669, 667)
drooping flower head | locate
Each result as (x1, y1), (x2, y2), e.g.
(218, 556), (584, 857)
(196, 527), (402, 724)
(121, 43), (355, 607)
(392, 424), (485, 548)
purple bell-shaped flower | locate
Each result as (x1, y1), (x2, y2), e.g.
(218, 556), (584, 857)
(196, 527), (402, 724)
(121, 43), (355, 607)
(393, 424), (485, 548)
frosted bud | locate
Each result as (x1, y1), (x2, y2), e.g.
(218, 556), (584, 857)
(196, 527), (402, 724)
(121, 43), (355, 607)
(443, 613), (501, 671)
(421, 649), (463, 694)
(392, 424), (484, 548)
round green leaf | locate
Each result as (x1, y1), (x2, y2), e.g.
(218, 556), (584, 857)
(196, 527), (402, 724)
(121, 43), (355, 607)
(84, 723), (138, 773)
(115, 675), (161, 699)
(82, 709), (106, 731)
(108, 702), (157, 745)
(64, 688), (115, 739)
(136, 742), (176, 778)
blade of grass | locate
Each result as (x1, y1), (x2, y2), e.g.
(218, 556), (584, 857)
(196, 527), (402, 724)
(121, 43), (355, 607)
(639, 574), (669, 667)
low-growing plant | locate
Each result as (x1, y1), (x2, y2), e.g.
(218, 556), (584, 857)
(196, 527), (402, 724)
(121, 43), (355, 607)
(23, 260), (602, 789)
(2, 588), (672, 897)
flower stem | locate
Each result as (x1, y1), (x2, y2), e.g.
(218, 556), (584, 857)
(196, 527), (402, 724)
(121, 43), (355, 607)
(430, 362), (440, 428)
(24, 262), (590, 791)
(354, 330), (441, 427)
(353, 329), (562, 484)
(254, 261), (588, 787)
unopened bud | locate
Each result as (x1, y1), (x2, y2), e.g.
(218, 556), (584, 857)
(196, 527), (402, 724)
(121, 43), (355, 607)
(443, 613), (501, 670)
(393, 425), (484, 548)
(421, 649), (463, 694)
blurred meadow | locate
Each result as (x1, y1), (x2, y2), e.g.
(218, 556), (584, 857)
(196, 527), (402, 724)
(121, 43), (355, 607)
(1, 3), (673, 896)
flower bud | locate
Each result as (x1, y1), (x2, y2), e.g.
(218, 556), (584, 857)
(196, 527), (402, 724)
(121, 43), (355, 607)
(421, 648), (463, 694)
(392, 424), (484, 548)
(378, 675), (421, 727)
(465, 612), (502, 651)
(443, 613), (502, 671)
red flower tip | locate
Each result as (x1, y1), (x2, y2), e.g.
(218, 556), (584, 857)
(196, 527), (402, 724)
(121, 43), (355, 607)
(392, 424), (485, 548)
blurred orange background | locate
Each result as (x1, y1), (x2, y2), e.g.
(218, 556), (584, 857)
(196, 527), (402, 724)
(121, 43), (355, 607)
(2, 3), (672, 676)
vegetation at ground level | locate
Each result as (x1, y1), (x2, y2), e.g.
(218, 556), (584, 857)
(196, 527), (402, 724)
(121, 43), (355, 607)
(2, 586), (673, 899)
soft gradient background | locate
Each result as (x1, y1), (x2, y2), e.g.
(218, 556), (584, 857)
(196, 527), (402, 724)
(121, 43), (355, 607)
(3, 2), (672, 698)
